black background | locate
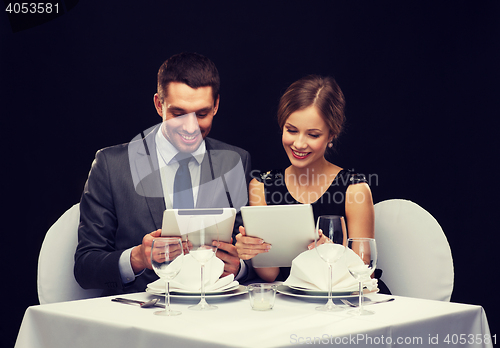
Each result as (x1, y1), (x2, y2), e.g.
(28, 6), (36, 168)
(1, 1), (499, 347)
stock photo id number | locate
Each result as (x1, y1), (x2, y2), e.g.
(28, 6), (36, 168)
(5, 2), (60, 13)
(4, 1), (78, 32)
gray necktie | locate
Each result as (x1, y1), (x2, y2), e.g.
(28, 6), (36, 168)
(173, 154), (194, 209)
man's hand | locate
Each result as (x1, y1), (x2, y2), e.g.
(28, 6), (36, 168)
(214, 239), (241, 277)
(130, 229), (162, 274)
(235, 226), (271, 260)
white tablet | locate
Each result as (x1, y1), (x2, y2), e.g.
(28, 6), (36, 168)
(161, 208), (236, 243)
(241, 204), (315, 267)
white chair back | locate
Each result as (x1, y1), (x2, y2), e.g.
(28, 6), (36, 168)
(374, 199), (454, 301)
(37, 203), (101, 304)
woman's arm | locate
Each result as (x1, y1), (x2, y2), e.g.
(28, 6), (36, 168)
(345, 182), (375, 239)
(345, 182), (375, 268)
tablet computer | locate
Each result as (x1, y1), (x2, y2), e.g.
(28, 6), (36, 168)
(161, 208), (236, 243)
(240, 204), (315, 267)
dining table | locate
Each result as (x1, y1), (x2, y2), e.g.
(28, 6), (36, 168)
(15, 287), (494, 348)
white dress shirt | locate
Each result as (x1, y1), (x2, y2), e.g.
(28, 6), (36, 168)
(154, 126), (205, 209)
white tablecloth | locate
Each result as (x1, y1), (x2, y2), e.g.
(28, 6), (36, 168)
(15, 292), (494, 348)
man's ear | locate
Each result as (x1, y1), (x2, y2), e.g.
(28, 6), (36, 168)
(153, 93), (163, 118)
(213, 95), (220, 116)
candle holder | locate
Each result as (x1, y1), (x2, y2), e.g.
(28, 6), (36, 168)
(247, 283), (277, 311)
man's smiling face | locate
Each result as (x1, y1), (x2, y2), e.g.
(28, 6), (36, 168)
(154, 82), (219, 153)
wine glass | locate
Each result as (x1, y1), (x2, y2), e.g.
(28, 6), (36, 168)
(151, 237), (184, 316)
(186, 216), (219, 311)
(314, 215), (347, 311)
(347, 238), (377, 315)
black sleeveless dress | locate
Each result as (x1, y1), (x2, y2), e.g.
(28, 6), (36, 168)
(255, 168), (391, 294)
(256, 168), (362, 223)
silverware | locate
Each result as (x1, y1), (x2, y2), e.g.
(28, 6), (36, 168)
(341, 298), (394, 307)
(112, 297), (165, 308)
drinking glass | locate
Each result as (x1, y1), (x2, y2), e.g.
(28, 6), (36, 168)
(186, 216), (219, 310)
(347, 238), (377, 315)
(314, 215), (347, 311)
(151, 237), (184, 316)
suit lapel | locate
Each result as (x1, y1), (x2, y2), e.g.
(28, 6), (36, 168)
(131, 124), (165, 230)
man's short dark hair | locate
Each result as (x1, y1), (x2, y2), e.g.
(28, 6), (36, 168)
(157, 52), (220, 105)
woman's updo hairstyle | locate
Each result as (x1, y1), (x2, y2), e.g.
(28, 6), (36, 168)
(277, 75), (346, 144)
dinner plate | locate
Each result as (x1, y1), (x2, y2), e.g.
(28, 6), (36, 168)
(171, 283), (239, 294)
(287, 285), (355, 296)
(147, 281), (239, 295)
(146, 285), (247, 298)
(277, 285), (377, 299)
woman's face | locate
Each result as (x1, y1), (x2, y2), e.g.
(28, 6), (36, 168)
(282, 106), (333, 169)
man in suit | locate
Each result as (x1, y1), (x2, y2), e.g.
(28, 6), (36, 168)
(75, 52), (252, 295)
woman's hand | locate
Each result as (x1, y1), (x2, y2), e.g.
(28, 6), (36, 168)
(307, 229), (330, 250)
(236, 226), (279, 282)
(235, 226), (271, 260)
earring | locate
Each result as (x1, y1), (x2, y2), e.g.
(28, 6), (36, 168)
(328, 142), (333, 148)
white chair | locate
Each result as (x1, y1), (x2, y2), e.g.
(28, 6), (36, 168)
(37, 203), (101, 304)
(374, 199), (454, 301)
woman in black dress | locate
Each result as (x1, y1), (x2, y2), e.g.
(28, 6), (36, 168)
(236, 75), (376, 283)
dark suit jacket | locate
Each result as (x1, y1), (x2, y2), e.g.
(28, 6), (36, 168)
(75, 124), (252, 295)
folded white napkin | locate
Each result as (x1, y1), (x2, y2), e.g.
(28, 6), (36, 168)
(147, 254), (238, 292)
(283, 247), (378, 292)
